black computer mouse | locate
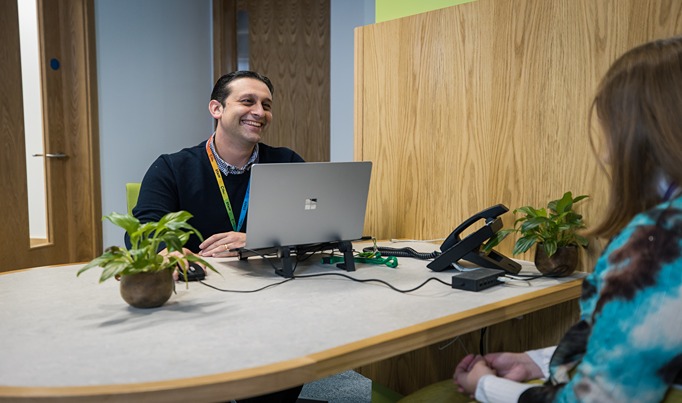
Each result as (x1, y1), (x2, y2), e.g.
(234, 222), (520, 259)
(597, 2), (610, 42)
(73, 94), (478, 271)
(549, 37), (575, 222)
(178, 262), (206, 281)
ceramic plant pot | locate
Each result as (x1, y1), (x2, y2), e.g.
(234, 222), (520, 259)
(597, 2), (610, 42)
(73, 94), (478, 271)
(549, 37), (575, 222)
(119, 268), (174, 308)
(534, 244), (579, 277)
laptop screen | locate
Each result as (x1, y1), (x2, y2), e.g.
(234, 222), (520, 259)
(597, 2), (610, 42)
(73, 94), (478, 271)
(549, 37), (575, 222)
(242, 161), (372, 250)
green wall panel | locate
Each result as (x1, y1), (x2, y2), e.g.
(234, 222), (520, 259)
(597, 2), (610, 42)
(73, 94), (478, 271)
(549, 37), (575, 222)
(375, 0), (476, 23)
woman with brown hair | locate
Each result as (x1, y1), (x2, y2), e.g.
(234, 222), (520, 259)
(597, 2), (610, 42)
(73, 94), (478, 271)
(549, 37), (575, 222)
(451, 36), (682, 402)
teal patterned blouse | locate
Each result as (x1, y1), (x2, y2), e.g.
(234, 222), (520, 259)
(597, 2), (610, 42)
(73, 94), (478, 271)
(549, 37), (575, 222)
(521, 196), (682, 402)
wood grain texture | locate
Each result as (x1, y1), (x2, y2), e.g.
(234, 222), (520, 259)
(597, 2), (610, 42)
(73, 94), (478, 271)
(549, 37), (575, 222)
(40, 0), (102, 265)
(237, 0), (330, 162)
(212, 0), (237, 82)
(357, 299), (579, 395)
(57, 0), (102, 262)
(0, 0), (32, 267)
(0, 0), (101, 272)
(354, 0), (682, 393)
(355, 0), (682, 267)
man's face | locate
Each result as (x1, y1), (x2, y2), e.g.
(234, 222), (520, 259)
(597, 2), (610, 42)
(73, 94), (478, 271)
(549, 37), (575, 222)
(214, 77), (273, 145)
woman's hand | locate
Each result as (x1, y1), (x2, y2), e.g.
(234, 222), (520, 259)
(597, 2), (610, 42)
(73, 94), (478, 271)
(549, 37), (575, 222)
(199, 232), (246, 257)
(453, 354), (495, 396)
(484, 352), (544, 382)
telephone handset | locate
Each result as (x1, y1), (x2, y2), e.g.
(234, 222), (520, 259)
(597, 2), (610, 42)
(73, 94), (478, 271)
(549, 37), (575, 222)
(427, 204), (521, 274)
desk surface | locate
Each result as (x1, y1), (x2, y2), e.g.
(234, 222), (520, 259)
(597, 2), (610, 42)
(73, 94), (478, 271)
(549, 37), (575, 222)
(0, 242), (583, 402)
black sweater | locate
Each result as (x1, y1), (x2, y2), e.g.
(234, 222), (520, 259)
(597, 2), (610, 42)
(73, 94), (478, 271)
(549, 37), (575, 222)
(129, 141), (304, 252)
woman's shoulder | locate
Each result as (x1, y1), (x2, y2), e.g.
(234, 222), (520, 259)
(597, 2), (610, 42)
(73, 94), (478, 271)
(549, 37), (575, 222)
(591, 196), (682, 280)
(629, 195), (682, 229)
(610, 196), (682, 248)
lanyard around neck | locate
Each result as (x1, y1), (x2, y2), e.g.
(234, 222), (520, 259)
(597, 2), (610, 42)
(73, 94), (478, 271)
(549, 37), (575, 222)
(205, 134), (250, 232)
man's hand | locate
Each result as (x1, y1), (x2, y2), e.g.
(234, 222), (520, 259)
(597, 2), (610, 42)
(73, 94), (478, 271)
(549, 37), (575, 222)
(159, 247), (201, 281)
(453, 354), (495, 396)
(484, 352), (544, 382)
(199, 232), (246, 257)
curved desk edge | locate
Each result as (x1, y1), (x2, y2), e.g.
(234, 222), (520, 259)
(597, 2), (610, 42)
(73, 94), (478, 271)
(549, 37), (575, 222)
(0, 277), (583, 402)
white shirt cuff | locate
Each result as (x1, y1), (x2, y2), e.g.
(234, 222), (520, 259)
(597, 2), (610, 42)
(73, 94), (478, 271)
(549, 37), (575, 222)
(475, 374), (537, 403)
(525, 346), (556, 379)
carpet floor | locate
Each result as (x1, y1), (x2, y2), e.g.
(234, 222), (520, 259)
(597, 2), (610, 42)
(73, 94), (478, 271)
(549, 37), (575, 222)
(297, 370), (372, 403)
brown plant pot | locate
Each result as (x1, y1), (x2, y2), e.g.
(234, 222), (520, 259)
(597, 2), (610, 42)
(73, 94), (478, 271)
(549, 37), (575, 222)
(119, 268), (174, 308)
(534, 244), (578, 277)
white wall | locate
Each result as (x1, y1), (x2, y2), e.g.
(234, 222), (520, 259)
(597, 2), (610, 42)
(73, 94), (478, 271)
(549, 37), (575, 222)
(96, 0), (213, 246)
(330, 0), (375, 162)
(96, 0), (374, 247)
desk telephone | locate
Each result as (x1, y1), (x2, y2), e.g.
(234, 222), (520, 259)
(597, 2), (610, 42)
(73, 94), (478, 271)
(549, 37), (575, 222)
(426, 204), (521, 274)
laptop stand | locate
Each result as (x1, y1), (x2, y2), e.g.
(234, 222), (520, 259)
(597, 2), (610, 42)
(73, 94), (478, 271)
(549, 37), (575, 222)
(238, 240), (355, 278)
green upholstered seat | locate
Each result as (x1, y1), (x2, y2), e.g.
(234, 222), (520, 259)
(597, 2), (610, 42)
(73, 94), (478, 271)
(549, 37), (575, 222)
(396, 380), (472, 403)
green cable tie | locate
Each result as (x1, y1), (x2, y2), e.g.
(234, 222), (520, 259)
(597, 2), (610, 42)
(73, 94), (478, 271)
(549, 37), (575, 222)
(321, 253), (398, 268)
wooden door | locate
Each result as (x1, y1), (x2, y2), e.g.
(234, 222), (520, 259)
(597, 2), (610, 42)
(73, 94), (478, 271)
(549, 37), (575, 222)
(0, 0), (101, 272)
(214, 0), (330, 162)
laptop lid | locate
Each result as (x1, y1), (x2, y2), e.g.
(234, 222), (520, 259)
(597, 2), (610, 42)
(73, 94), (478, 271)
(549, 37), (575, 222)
(243, 161), (372, 250)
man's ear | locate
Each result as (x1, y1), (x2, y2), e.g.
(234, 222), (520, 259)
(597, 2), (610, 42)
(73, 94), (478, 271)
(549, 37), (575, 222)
(208, 100), (223, 119)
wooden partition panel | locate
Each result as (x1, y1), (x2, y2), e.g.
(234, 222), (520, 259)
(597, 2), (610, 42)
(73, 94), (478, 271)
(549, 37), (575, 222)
(236, 0), (330, 162)
(354, 0), (682, 393)
(355, 0), (682, 266)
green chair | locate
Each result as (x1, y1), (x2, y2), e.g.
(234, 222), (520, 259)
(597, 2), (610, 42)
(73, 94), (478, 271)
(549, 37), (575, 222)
(125, 182), (141, 215)
(395, 380), (474, 403)
(372, 381), (404, 403)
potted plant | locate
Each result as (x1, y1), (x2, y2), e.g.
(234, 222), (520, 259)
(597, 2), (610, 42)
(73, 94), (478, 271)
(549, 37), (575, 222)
(482, 192), (589, 277)
(77, 211), (216, 308)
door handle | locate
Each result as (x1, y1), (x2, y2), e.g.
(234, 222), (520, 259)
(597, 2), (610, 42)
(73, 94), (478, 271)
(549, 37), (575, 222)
(32, 153), (69, 159)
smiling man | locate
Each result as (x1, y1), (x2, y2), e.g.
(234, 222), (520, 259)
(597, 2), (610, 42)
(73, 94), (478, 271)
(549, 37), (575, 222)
(130, 71), (304, 256)
(129, 71), (305, 402)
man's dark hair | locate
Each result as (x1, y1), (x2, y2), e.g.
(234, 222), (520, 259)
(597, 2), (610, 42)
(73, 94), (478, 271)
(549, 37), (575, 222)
(210, 71), (274, 106)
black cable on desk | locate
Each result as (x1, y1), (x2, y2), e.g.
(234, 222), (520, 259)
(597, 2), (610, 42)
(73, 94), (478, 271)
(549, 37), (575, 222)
(293, 272), (451, 293)
(204, 247), (548, 294)
(199, 278), (294, 293)
(199, 274), (450, 294)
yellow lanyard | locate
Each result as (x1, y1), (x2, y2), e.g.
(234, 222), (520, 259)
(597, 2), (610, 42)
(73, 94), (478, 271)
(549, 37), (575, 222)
(205, 134), (250, 231)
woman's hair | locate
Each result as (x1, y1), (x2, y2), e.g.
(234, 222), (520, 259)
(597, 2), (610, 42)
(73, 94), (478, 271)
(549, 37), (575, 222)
(589, 36), (682, 238)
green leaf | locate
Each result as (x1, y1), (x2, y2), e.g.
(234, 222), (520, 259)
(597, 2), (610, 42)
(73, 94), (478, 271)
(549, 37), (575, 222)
(515, 206), (543, 218)
(77, 210), (210, 284)
(134, 222), (158, 241)
(77, 256), (108, 276)
(554, 192), (573, 214)
(519, 216), (550, 233)
(163, 234), (186, 252)
(104, 212), (141, 237)
(99, 260), (131, 282)
(186, 254), (220, 274)
(504, 191), (590, 256)
(177, 222), (205, 242)
(574, 234), (589, 247)
(543, 240), (558, 257)
(573, 194), (589, 204)
(163, 210), (193, 224)
(480, 229), (513, 253)
(513, 236), (537, 255)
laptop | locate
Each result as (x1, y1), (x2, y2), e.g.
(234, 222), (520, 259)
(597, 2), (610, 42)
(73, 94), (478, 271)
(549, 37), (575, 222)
(241, 161), (372, 250)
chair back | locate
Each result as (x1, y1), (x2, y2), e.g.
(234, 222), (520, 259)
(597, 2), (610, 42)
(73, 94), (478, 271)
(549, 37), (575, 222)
(125, 183), (141, 215)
